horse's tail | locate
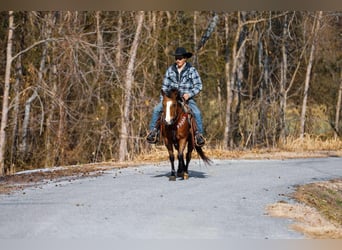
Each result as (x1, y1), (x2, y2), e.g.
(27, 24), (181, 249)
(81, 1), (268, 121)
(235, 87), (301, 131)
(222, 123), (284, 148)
(195, 145), (212, 165)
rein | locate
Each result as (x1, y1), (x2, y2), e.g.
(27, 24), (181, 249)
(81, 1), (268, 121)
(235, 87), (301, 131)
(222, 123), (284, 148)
(163, 99), (190, 127)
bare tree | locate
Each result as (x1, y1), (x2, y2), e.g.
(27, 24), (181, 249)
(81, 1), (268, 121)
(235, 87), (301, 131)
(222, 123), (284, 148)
(279, 12), (307, 142)
(223, 11), (247, 148)
(300, 11), (323, 139)
(119, 11), (145, 161)
(95, 11), (105, 81)
(279, 14), (289, 142)
(223, 13), (232, 149)
(10, 55), (22, 173)
(20, 14), (50, 155)
(335, 70), (342, 138)
(116, 11), (123, 68)
(0, 11), (14, 176)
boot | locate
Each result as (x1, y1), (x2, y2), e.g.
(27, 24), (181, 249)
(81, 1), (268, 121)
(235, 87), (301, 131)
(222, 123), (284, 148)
(146, 128), (159, 144)
(195, 131), (205, 147)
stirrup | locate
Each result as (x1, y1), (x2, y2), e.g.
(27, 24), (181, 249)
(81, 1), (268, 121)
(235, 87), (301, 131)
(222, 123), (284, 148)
(195, 133), (205, 147)
(146, 129), (159, 144)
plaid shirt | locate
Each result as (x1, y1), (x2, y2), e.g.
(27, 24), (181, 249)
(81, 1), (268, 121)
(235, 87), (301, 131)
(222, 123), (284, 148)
(161, 62), (202, 99)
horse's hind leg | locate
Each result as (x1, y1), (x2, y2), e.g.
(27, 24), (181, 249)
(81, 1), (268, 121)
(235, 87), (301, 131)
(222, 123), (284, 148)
(183, 138), (193, 180)
(177, 153), (185, 177)
(176, 141), (187, 178)
(183, 151), (192, 180)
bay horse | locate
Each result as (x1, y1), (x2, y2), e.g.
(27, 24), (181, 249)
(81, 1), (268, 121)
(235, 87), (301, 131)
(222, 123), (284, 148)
(160, 88), (211, 181)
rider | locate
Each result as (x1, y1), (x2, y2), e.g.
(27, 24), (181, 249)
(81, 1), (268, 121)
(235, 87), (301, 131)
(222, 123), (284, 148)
(146, 47), (205, 147)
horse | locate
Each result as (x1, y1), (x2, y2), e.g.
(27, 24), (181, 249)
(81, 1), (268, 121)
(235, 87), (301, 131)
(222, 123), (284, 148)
(160, 88), (211, 181)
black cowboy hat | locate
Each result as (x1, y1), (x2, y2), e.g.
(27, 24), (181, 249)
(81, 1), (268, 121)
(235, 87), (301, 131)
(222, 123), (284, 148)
(172, 47), (193, 58)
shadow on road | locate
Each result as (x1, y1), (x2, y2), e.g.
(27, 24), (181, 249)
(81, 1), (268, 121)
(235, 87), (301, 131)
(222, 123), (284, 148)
(152, 170), (208, 179)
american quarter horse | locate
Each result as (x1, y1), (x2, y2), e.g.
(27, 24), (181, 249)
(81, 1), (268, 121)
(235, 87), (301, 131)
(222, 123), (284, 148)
(160, 88), (211, 181)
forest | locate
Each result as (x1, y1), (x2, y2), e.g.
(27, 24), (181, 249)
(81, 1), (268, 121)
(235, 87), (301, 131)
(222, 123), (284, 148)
(0, 11), (341, 175)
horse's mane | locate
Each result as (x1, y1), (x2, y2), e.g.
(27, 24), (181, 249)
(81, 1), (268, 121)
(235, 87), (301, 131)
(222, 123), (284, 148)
(163, 88), (181, 100)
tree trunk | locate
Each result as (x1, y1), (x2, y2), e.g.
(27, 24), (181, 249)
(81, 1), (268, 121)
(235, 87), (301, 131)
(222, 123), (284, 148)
(223, 14), (231, 149)
(20, 91), (38, 154)
(335, 70), (342, 138)
(281, 14), (308, 141)
(193, 11), (199, 67)
(279, 15), (288, 143)
(116, 11), (123, 68)
(300, 11), (323, 139)
(119, 11), (144, 161)
(41, 12), (58, 167)
(96, 11), (104, 81)
(0, 11), (14, 176)
(20, 39), (48, 154)
(224, 11), (246, 148)
(10, 55), (23, 171)
(233, 11), (246, 147)
(259, 31), (270, 147)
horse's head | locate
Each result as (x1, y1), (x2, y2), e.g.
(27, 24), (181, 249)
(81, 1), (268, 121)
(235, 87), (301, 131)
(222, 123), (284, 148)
(161, 88), (181, 126)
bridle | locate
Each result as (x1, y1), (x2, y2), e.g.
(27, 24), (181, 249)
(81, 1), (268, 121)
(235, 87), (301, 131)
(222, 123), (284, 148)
(162, 98), (181, 126)
(163, 97), (191, 129)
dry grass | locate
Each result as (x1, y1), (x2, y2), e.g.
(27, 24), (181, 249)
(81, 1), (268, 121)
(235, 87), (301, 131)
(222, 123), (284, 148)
(136, 142), (342, 163)
(267, 201), (342, 239)
(293, 180), (342, 226)
(267, 179), (342, 239)
(280, 135), (342, 152)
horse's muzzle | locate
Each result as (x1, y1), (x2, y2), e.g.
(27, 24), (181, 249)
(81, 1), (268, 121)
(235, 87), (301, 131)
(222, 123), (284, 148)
(164, 118), (175, 126)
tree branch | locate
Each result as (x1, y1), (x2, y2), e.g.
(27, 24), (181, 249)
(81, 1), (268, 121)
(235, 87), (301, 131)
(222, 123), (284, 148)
(11, 38), (63, 62)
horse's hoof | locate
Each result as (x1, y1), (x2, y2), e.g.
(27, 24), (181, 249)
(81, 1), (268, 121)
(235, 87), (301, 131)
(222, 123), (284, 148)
(177, 172), (183, 177)
(169, 176), (176, 181)
(183, 173), (189, 180)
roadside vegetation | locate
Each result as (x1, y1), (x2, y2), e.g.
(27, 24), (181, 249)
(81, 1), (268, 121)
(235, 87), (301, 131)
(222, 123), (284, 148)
(267, 178), (342, 239)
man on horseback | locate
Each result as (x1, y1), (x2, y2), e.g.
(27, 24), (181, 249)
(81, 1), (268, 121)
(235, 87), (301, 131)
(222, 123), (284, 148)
(146, 47), (205, 147)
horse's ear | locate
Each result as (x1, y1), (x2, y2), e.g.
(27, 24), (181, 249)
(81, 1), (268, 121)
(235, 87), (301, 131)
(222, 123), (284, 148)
(170, 88), (178, 98)
(161, 90), (166, 97)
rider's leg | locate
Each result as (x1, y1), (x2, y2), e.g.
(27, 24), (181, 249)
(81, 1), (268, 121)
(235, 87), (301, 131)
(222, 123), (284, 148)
(147, 102), (163, 143)
(187, 99), (205, 146)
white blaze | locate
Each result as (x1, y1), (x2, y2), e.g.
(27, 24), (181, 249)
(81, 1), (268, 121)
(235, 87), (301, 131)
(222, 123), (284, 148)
(165, 101), (172, 124)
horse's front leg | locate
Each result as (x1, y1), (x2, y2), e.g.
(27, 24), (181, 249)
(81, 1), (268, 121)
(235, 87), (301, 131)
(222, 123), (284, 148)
(167, 145), (176, 181)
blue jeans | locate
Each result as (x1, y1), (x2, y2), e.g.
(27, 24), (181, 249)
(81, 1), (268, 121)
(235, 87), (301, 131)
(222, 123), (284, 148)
(149, 99), (204, 134)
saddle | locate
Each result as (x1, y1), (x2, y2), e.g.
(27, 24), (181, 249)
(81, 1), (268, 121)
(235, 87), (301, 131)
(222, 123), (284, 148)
(175, 100), (198, 146)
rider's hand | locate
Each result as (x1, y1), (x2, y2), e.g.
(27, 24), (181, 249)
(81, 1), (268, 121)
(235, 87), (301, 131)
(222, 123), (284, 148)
(183, 93), (190, 101)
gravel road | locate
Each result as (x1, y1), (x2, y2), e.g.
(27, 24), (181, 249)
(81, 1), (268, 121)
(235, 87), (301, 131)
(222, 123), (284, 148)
(0, 157), (341, 239)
